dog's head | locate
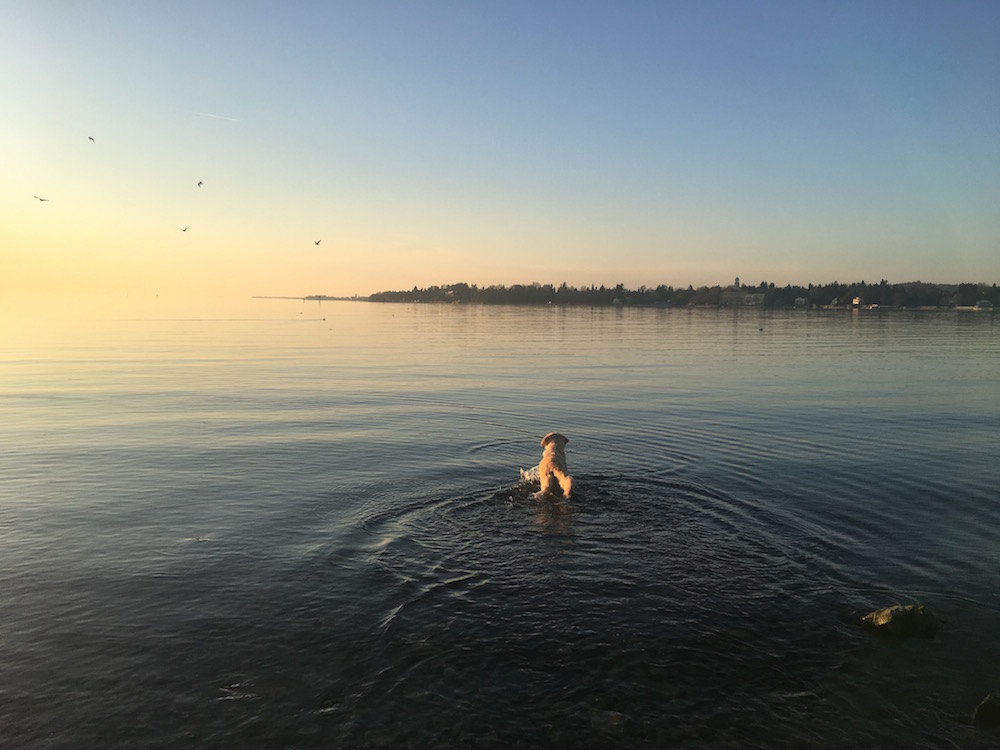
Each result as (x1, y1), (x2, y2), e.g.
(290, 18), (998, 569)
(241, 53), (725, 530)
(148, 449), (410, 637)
(540, 432), (569, 449)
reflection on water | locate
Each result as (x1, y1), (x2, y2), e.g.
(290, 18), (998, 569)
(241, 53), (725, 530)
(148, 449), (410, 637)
(531, 494), (574, 534)
(0, 299), (998, 747)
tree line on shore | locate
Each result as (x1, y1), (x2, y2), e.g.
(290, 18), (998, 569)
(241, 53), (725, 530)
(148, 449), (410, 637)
(368, 280), (999, 308)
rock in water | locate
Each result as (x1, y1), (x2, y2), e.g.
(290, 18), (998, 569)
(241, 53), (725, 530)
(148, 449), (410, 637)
(861, 604), (940, 639)
(973, 692), (1000, 728)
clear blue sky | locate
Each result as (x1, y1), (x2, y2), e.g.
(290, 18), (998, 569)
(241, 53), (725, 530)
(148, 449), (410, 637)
(3, 1), (998, 298)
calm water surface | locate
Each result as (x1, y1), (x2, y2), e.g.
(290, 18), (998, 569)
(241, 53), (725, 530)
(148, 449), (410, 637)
(1, 298), (998, 748)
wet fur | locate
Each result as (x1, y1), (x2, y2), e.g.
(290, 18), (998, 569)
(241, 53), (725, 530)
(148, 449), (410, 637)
(538, 432), (573, 497)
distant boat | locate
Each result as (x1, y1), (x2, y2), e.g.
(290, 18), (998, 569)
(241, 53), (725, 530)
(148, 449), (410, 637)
(974, 300), (994, 311)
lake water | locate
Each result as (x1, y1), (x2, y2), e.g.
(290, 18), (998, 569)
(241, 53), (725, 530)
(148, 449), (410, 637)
(1, 298), (998, 748)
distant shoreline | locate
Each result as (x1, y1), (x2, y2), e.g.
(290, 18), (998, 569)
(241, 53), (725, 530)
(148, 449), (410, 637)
(254, 280), (998, 310)
(353, 280), (998, 310)
(254, 296), (995, 312)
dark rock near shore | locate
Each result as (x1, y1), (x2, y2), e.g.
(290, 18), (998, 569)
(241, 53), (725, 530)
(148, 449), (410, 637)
(861, 604), (940, 639)
(974, 692), (1000, 729)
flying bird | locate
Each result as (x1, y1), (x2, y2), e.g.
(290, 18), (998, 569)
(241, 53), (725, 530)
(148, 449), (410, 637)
(88, 136), (95, 142)
(33, 195), (48, 202)
(197, 181), (203, 187)
(314, 240), (321, 245)
(182, 227), (189, 232)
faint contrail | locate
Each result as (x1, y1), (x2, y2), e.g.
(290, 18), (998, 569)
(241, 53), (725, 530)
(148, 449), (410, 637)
(192, 111), (242, 122)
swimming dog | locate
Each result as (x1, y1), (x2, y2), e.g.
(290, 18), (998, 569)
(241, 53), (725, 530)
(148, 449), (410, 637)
(538, 432), (573, 497)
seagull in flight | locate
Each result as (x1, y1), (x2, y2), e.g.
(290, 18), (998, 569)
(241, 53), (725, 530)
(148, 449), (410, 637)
(197, 181), (203, 187)
(182, 226), (189, 232)
(314, 239), (321, 245)
(88, 136), (95, 142)
(33, 195), (48, 202)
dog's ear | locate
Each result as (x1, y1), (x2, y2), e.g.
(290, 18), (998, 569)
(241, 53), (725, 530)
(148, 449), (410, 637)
(541, 432), (555, 447)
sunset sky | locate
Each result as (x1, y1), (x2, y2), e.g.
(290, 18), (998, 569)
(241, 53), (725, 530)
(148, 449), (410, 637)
(3, 1), (999, 300)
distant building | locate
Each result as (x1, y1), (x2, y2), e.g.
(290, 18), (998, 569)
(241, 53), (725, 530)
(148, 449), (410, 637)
(794, 297), (808, 308)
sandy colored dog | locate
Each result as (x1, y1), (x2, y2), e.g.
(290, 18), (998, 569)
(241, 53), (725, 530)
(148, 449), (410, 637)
(538, 432), (573, 497)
